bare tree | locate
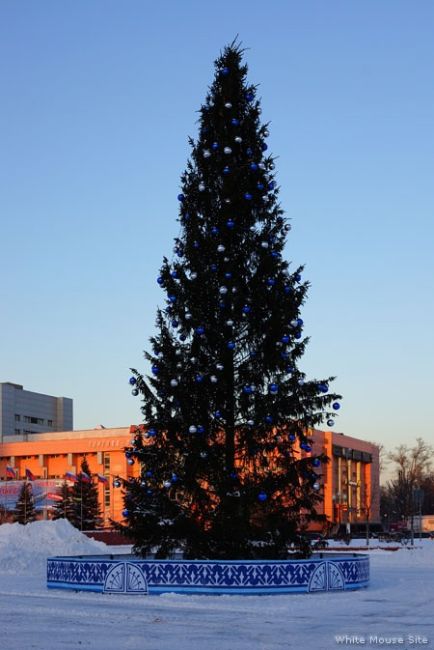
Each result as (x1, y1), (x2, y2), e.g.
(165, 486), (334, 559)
(386, 438), (433, 531)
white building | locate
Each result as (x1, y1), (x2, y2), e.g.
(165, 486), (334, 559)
(0, 382), (73, 442)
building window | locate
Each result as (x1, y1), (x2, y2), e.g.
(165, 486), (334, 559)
(15, 429), (21, 435)
(24, 416), (44, 425)
(104, 486), (110, 507)
(47, 419), (53, 427)
(15, 414), (20, 422)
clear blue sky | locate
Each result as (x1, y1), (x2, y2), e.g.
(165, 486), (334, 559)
(1, 1), (433, 454)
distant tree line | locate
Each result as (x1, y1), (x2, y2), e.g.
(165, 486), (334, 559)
(381, 438), (434, 523)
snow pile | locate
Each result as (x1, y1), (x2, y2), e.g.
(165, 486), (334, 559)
(0, 519), (107, 576)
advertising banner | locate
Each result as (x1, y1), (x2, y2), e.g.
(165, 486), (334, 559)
(0, 480), (63, 511)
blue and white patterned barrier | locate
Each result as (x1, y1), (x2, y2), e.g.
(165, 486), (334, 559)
(47, 553), (369, 595)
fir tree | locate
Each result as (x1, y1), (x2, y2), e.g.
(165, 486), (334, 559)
(69, 458), (102, 531)
(52, 480), (74, 521)
(123, 42), (341, 559)
(15, 481), (37, 525)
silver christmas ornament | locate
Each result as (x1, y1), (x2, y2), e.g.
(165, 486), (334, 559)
(290, 319), (298, 327)
(170, 379), (178, 387)
(189, 425), (197, 434)
(258, 163), (266, 170)
(176, 363), (182, 369)
(224, 102), (232, 109)
(231, 287), (237, 293)
(247, 420), (255, 426)
(190, 357), (197, 363)
(224, 198), (231, 204)
(224, 257), (230, 262)
(217, 244), (225, 253)
(224, 146), (232, 154)
(261, 241), (269, 248)
(203, 149), (211, 158)
(216, 363), (224, 371)
(226, 319), (234, 326)
(198, 183), (205, 192)
(219, 286), (228, 294)
(185, 312), (192, 319)
(234, 136), (242, 143)
(190, 272), (197, 280)
(210, 375), (218, 383)
(164, 481), (172, 488)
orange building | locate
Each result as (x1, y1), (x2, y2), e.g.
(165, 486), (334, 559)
(0, 426), (379, 529)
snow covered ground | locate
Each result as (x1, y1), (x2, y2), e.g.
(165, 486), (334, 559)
(0, 520), (433, 650)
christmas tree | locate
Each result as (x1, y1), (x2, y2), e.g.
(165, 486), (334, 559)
(69, 458), (102, 531)
(123, 42), (341, 559)
(52, 480), (74, 521)
(15, 481), (37, 525)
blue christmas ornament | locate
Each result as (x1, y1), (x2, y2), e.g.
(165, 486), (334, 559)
(284, 286), (292, 295)
(129, 376), (136, 385)
(257, 182), (264, 190)
(327, 419), (334, 427)
(131, 388), (139, 396)
(168, 294), (176, 303)
(246, 147), (253, 156)
(210, 264), (217, 272)
(225, 272), (232, 279)
(301, 443), (312, 452)
(151, 365), (159, 375)
(244, 192), (252, 200)
(246, 91), (255, 102)
(258, 491), (267, 502)
(145, 470), (153, 477)
(195, 326), (205, 335)
(157, 276), (164, 285)
(147, 428), (157, 437)
(211, 226), (219, 235)
(221, 66), (229, 76)
(212, 142), (219, 150)
(171, 473), (178, 482)
(197, 425), (205, 434)
(267, 278), (276, 286)
(242, 305), (251, 314)
(177, 194), (185, 202)
(250, 162), (258, 171)
(171, 270), (178, 279)
(297, 318), (304, 327)
(122, 509), (129, 517)
(227, 341), (235, 350)
(261, 143), (268, 151)
(195, 374), (204, 383)
(180, 334), (186, 341)
(281, 335), (290, 344)
(214, 410), (222, 418)
(295, 332), (302, 339)
(223, 166), (231, 175)
(288, 433), (296, 442)
(295, 273), (301, 282)
(146, 489), (153, 496)
(312, 458), (321, 467)
(265, 415), (273, 424)
(231, 118), (239, 126)
(171, 319), (179, 328)
(332, 402), (341, 410)
(243, 385), (254, 394)
(249, 350), (257, 358)
(269, 383), (279, 394)
(230, 471), (238, 480)
(226, 219), (235, 228)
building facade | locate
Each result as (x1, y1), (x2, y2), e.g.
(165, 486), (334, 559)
(0, 382), (73, 441)
(0, 426), (380, 529)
